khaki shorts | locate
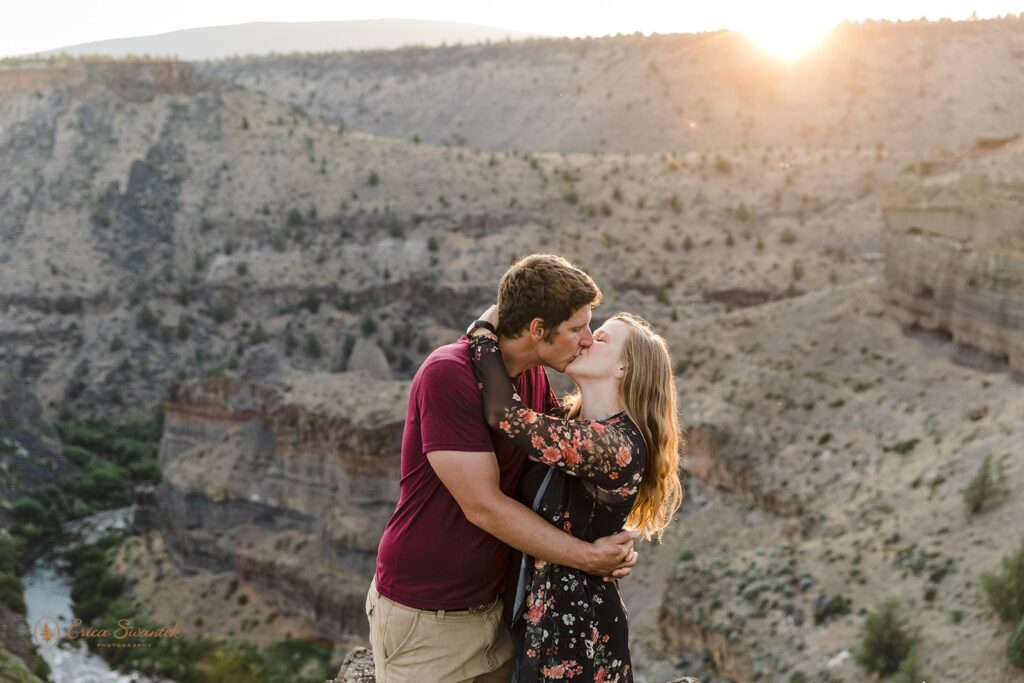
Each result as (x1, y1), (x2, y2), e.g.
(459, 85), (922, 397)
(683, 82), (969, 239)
(365, 577), (513, 683)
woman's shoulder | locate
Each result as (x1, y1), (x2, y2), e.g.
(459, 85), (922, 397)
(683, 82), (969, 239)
(603, 412), (644, 441)
(603, 413), (648, 473)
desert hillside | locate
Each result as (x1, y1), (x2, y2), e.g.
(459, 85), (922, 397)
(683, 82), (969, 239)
(201, 18), (1024, 154)
(0, 16), (1023, 683)
(30, 19), (534, 61)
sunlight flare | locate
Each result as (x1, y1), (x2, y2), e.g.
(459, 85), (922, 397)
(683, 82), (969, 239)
(739, 16), (836, 63)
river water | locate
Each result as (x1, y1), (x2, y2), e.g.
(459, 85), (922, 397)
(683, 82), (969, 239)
(21, 507), (168, 683)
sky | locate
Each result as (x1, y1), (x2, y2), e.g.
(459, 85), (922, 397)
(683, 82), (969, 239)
(4, 0), (1023, 58)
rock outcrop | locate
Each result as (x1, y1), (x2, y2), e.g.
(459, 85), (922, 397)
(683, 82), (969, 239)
(321, 647), (702, 683)
(325, 647), (375, 683)
(132, 345), (407, 642)
(0, 366), (76, 527)
(0, 604), (46, 682)
(881, 136), (1024, 375)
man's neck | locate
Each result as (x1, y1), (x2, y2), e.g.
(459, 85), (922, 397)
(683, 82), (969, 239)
(497, 335), (541, 378)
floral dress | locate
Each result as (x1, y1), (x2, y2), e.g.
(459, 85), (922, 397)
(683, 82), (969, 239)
(469, 335), (646, 683)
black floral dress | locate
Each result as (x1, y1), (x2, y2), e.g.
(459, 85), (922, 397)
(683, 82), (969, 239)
(469, 335), (646, 683)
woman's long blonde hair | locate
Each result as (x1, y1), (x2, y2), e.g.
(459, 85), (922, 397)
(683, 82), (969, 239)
(563, 312), (684, 541)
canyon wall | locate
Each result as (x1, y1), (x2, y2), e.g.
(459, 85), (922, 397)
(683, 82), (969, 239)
(881, 137), (1024, 375)
(133, 346), (406, 641)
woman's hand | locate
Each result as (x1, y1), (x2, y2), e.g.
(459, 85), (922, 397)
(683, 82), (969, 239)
(480, 304), (499, 328)
(467, 304), (499, 338)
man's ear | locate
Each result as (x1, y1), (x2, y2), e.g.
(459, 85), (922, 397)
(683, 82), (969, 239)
(528, 317), (546, 341)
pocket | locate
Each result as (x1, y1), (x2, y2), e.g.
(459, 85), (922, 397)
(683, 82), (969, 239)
(382, 602), (419, 664)
(365, 585), (375, 619)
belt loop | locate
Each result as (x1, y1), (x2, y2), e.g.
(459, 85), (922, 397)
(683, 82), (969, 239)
(436, 609), (445, 621)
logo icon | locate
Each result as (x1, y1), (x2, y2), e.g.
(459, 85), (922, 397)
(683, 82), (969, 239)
(33, 616), (61, 648)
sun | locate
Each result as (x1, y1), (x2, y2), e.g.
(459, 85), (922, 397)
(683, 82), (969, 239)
(739, 18), (836, 63)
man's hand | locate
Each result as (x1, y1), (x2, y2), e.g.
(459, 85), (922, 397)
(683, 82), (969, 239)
(582, 530), (640, 580)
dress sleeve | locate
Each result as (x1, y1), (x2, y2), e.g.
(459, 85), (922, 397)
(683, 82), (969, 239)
(469, 335), (644, 500)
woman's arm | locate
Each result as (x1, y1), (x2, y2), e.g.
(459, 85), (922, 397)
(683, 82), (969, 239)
(469, 334), (643, 499)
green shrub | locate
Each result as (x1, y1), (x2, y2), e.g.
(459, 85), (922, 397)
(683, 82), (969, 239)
(202, 640), (270, 683)
(339, 335), (357, 372)
(983, 536), (1024, 623)
(13, 498), (49, 526)
(0, 536), (24, 575)
(137, 304), (159, 330)
(0, 572), (26, 614)
(1008, 617), (1024, 668)
(812, 593), (851, 625)
(964, 454), (1007, 514)
(855, 598), (917, 676)
(305, 334), (322, 359)
(99, 573), (125, 599)
(367, 171), (380, 187)
(893, 647), (927, 683)
(887, 438), (920, 455)
(250, 321), (268, 345)
(212, 298), (236, 324)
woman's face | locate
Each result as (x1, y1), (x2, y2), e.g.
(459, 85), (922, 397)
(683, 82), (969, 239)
(564, 319), (630, 381)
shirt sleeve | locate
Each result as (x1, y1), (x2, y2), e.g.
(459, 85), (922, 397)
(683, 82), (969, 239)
(468, 335), (644, 501)
(418, 355), (494, 454)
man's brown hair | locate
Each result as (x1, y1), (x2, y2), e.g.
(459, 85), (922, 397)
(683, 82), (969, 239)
(496, 254), (602, 342)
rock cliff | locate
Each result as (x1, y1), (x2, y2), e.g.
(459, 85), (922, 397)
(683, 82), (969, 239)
(0, 367), (75, 527)
(132, 345), (406, 642)
(881, 136), (1024, 375)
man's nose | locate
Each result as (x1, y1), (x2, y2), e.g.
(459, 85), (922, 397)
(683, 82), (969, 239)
(579, 328), (594, 347)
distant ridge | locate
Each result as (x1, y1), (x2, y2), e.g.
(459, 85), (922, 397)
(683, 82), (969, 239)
(25, 19), (538, 61)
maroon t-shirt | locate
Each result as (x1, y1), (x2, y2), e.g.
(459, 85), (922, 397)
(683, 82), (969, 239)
(374, 336), (557, 610)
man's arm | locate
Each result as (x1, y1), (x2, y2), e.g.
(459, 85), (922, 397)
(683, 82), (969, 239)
(427, 449), (637, 577)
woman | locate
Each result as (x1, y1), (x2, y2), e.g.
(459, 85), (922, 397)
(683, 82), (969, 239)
(467, 311), (683, 683)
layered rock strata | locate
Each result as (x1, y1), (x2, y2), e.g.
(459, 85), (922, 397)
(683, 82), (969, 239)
(881, 137), (1024, 375)
(133, 346), (406, 641)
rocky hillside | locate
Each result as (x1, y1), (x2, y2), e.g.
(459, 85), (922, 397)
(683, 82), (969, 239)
(652, 273), (1023, 681)
(0, 57), (897, 423)
(200, 17), (1024, 155)
(33, 19), (533, 61)
(881, 135), (1024, 375)
(2, 19), (1023, 682)
(120, 344), (405, 645)
(0, 368), (75, 528)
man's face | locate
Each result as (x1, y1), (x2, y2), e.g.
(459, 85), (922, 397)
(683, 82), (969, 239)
(537, 305), (594, 372)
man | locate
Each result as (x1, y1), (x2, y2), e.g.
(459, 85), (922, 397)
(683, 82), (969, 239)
(367, 254), (638, 682)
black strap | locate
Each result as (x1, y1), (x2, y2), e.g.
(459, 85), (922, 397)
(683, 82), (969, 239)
(467, 319), (497, 335)
(511, 466), (554, 625)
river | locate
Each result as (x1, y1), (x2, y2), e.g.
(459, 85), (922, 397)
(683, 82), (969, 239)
(21, 507), (169, 683)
